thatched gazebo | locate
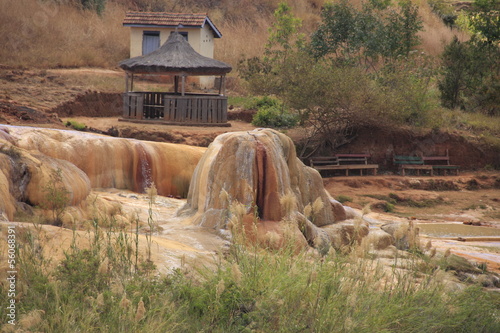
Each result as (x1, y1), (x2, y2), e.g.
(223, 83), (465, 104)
(119, 32), (232, 125)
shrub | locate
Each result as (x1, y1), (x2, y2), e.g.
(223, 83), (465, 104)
(41, 168), (71, 226)
(252, 104), (298, 128)
(65, 120), (86, 131)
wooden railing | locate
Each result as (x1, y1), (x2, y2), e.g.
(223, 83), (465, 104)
(122, 92), (228, 124)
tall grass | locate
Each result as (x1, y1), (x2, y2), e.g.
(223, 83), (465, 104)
(0, 0), (463, 70)
(416, 0), (469, 56)
(0, 0), (128, 68)
(1, 217), (499, 332)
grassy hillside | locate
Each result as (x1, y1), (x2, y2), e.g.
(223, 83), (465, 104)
(0, 0), (463, 69)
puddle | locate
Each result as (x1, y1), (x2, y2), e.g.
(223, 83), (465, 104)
(418, 223), (500, 238)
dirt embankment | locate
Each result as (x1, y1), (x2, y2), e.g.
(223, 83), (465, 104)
(332, 125), (500, 171)
(52, 91), (122, 118)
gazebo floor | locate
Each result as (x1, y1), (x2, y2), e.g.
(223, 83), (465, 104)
(118, 118), (231, 127)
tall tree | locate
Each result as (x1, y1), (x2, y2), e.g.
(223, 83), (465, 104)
(309, 0), (422, 67)
(439, 0), (500, 114)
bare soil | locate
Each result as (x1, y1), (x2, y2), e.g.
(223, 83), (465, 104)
(324, 174), (500, 224)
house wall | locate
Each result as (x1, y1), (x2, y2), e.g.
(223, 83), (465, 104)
(129, 27), (214, 59)
(129, 26), (217, 89)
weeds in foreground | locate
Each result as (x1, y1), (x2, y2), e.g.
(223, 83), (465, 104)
(40, 168), (71, 226)
(2, 215), (499, 332)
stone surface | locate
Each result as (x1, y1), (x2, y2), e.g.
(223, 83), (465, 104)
(366, 229), (395, 250)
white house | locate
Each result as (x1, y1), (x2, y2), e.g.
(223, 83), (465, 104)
(123, 12), (223, 88)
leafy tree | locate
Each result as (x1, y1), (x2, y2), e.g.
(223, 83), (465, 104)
(239, 0), (434, 157)
(439, 0), (500, 114)
(384, 1), (423, 58)
(238, 2), (304, 96)
(469, 0), (500, 43)
(264, 1), (305, 62)
(309, 0), (422, 67)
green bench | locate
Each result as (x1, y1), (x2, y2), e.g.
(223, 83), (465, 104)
(422, 150), (460, 175)
(393, 155), (433, 176)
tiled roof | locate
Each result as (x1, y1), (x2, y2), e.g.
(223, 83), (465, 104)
(123, 12), (222, 38)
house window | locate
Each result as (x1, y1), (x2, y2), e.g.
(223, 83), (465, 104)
(170, 31), (188, 41)
(142, 31), (160, 55)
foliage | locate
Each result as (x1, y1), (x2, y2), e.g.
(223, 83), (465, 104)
(428, 0), (458, 27)
(438, 0), (500, 116)
(79, 0), (107, 15)
(264, 1), (305, 61)
(309, 0), (423, 67)
(275, 52), (434, 156)
(238, 2), (305, 97)
(335, 195), (353, 204)
(249, 96), (298, 128)
(469, 0), (500, 43)
(247, 95), (281, 110)
(376, 55), (437, 126)
(41, 168), (71, 226)
(251, 103), (299, 128)
(239, 0), (435, 157)
(65, 119), (87, 131)
(438, 36), (500, 115)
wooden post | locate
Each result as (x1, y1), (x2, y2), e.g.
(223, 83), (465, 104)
(130, 74), (134, 92)
(221, 75), (226, 96)
(181, 75), (186, 96)
(174, 75), (179, 94)
(125, 73), (129, 92)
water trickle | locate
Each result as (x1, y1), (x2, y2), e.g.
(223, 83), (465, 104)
(135, 143), (153, 193)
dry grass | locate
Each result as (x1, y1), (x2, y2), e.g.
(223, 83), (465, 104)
(416, 0), (469, 56)
(0, 0), (128, 68)
(0, 0), (469, 70)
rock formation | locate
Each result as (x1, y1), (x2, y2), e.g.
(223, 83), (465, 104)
(0, 125), (205, 221)
(0, 125), (392, 254)
(178, 128), (369, 252)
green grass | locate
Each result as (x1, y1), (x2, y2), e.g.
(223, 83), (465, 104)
(228, 95), (256, 109)
(2, 217), (499, 332)
(65, 119), (86, 131)
(336, 195), (353, 204)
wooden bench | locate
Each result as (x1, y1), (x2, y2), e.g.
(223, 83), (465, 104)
(310, 154), (378, 176)
(422, 150), (460, 175)
(393, 155), (433, 176)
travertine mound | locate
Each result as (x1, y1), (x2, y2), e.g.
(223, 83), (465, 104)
(179, 128), (367, 251)
(0, 125), (205, 220)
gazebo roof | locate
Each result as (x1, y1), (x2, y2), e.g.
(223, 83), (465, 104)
(119, 32), (232, 76)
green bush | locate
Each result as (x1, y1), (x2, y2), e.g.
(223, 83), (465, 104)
(65, 119), (86, 131)
(252, 104), (298, 128)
